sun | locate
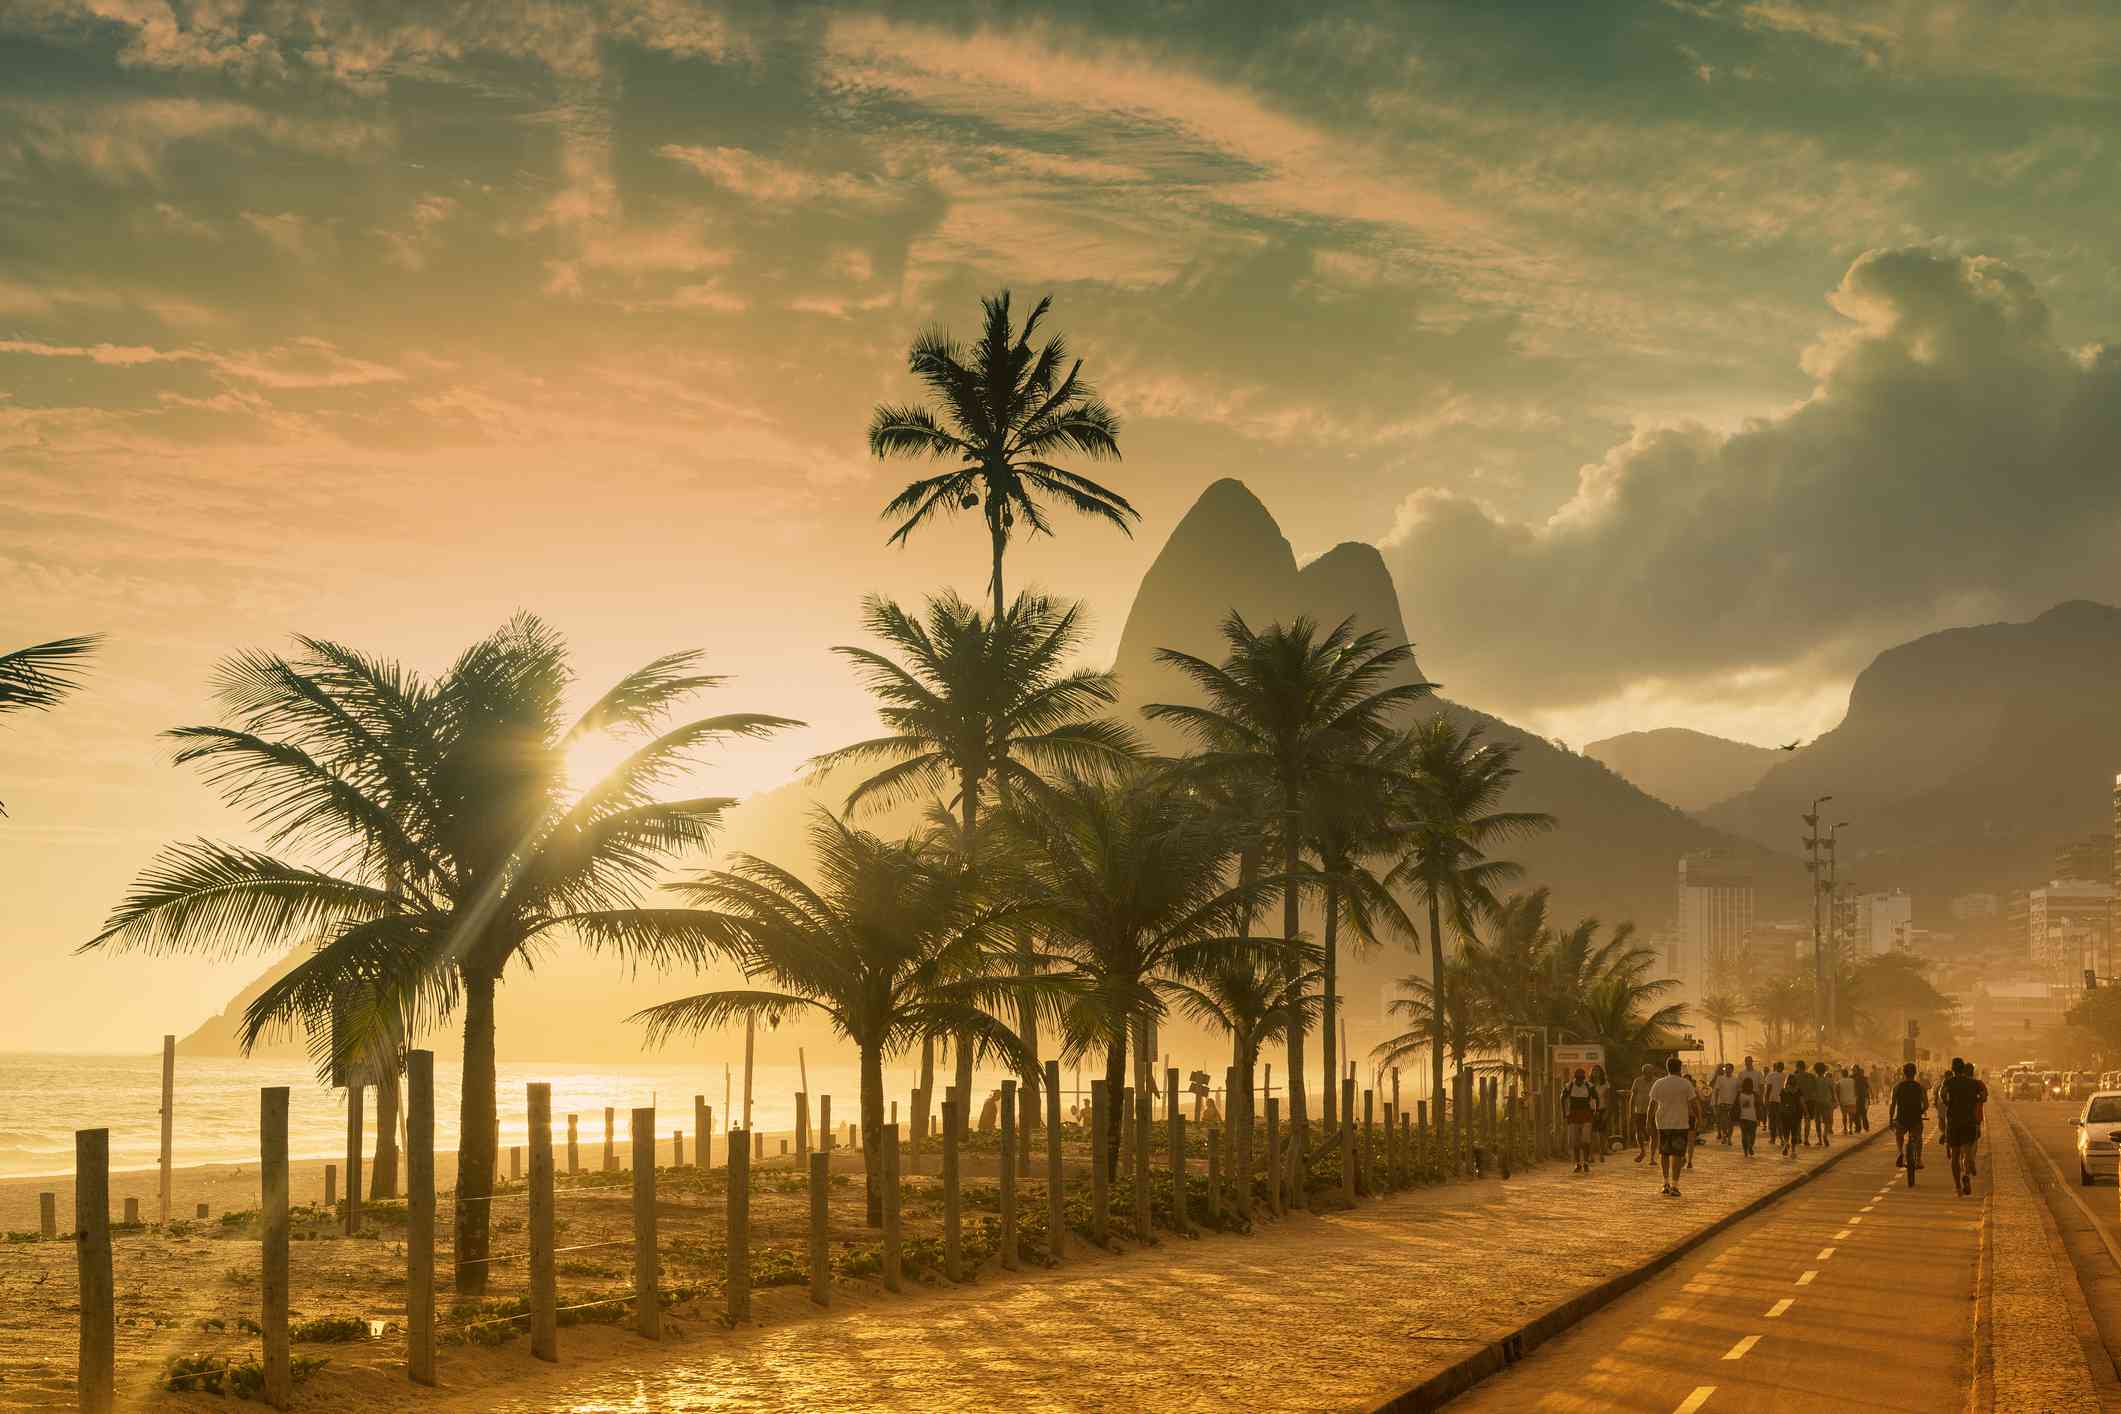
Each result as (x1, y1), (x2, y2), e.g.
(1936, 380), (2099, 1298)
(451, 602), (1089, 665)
(561, 730), (639, 800)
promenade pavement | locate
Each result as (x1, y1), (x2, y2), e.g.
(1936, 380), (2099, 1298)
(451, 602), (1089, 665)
(424, 1130), (1857, 1412)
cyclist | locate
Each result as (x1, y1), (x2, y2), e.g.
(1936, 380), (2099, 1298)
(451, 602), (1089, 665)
(1938, 1058), (1982, 1196)
(1891, 1061), (1928, 1180)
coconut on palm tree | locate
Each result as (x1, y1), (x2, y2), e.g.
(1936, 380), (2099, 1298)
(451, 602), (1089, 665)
(1391, 718), (1552, 1138)
(1147, 614), (1432, 1182)
(83, 616), (796, 1290)
(1, 633), (101, 816)
(870, 290), (1132, 626)
(811, 590), (1138, 1152)
(632, 812), (1049, 1224)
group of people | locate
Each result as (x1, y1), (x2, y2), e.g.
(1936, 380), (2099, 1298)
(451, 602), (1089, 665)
(1888, 1057), (1988, 1195)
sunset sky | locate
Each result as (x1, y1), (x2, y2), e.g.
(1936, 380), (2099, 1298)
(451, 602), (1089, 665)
(7, 1), (2121, 1050)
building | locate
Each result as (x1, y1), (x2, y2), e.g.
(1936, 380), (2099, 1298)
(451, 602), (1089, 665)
(1967, 981), (2067, 1056)
(2054, 834), (2111, 888)
(1851, 889), (1914, 957)
(1949, 892), (1999, 922)
(1676, 851), (1756, 1002)
(2028, 880), (2113, 992)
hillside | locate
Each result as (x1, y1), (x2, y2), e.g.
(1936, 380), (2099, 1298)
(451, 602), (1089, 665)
(1702, 599), (2121, 905)
(1584, 728), (1782, 813)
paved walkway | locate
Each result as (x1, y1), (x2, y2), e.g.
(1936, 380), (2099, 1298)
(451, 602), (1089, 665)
(420, 1135), (1855, 1412)
(1991, 1108), (2108, 1413)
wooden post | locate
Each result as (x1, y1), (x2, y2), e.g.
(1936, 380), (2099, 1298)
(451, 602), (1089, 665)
(1131, 1084), (1152, 1239)
(567, 1114), (579, 1174)
(510, 1145), (521, 1181)
(1237, 1084), (1254, 1222)
(881, 1122), (902, 1292)
(694, 1096), (709, 1171)
(159, 1034), (174, 1225)
(821, 1095), (832, 1154)
(1265, 1098), (1281, 1216)
(344, 1081), (363, 1236)
(1206, 1129), (1221, 1221)
(943, 1094), (962, 1280)
(75, 1128), (114, 1414)
(704, 1107), (714, 1169)
(755, 1130), (764, 1160)
(1223, 1065), (1238, 1213)
(1340, 1076), (1356, 1205)
(527, 1082), (556, 1362)
(122, 1197), (138, 1226)
(39, 1192), (56, 1239)
(1166, 1067), (1185, 1235)
(407, 1051), (436, 1385)
(1383, 1102), (1397, 1191)
(1362, 1088), (1376, 1197)
(1089, 1079), (1109, 1245)
(796, 1091), (810, 1158)
(673, 1130), (684, 1168)
(324, 1163), (335, 1210)
(808, 1150), (830, 1307)
(632, 1107), (659, 1338)
(259, 1092), (290, 1409)
(999, 1081), (1018, 1270)
(196, 1202), (208, 1219)
(604, 1106), (616, 1172)
(1044, 1059), (1064, 1264)
(726, 1128), (751, 1321)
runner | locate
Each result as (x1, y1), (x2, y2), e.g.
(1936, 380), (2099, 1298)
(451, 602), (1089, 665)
(1648, 1057), (1696, 1197)
(1630, 1062), (1657, 1166)
(1563, 1066), (1600, 1173)
(1735, 1074), (1761, 1157)
(1965, 1064), (1987, 1177)
(1891, 1061), (1928, 1179)
(1712, 1062), (1739, 1145)
(1938, 1058), (1982, 1196)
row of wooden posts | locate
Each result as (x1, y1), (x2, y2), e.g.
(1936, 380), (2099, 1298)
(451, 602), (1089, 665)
(67, 1052), (1539, 1411)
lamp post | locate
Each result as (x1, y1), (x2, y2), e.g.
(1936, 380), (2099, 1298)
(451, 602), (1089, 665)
(1824, 821), (1848, 1033)
(1803, 796), (1833, 1047)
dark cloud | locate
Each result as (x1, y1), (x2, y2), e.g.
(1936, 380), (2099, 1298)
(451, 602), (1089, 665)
(1386, 247), (2121, 710)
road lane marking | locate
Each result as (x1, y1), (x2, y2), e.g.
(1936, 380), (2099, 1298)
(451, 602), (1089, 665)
(1796, 1270), (1817, 1285)
(1834, 1229), (1852, 1239)
(1849, 1216), (1864, 1224)
(1765, 1298), (1794, 1318)
(1674, 1388), (1716, 1414)
(1818, 1247), (1836, 1259)
(1861, 1204), (1875, 1212)
(1722, 1335), (1762, 1361)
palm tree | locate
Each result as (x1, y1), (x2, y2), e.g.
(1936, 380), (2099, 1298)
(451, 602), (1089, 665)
(1001, 767), (1257, 1180)
(1166, 942), (1322, 1192)
(1749, 975), (1811, 1052)
(1700, 992), (1746, 1066)
(0, 634), (102, 816)
(1147, 615), (1431, 1183)
(871, 291), (1132, 626)
(1303, 735), (1416, 1127)
(811, 590), (1138, 1152)
(1391, 718), (1552, 1138)
(1373, 954), (1500, 1111)
(632, 813), (1044, 1225)
(1580, 972), (1691, 1083)
(83, 616), (796, 1290)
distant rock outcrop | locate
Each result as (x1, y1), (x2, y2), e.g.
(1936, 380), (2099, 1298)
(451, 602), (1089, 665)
(1585, 728), (1782, 814)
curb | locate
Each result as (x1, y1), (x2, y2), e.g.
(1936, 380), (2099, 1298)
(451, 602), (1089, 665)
(1369, 1127), (1886, 1413)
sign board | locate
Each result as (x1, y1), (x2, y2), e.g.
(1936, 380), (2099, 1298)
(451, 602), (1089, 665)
(1552, 1043), (1605, 1079)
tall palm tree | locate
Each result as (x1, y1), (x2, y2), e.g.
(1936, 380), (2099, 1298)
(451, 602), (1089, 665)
(1303, 735), (1416, 1127)
(0, 634), (102, 816)
(811, 590), (1138, 1151)
(871, 291), (1132, 626)
(1165, 941), (1322, 1192)
(1749, 975), (1810, 1052)
(632, 813), (1046, 1225)
(1699, 992), (1746, 1066)
(1372, 954), (1499, 1107)
(1580, 972), (1691, 1083)
(1001, 767), (1257, 1180)
(1148, 614), (1431, 1177)
(83, 616), (796, 1290)
(1390, 718), (1552, 1138)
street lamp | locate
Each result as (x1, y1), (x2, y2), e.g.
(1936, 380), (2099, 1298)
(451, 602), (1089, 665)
(1804, 796), (1833, 1046)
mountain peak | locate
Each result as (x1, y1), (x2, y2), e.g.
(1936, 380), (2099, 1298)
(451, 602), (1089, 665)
(2035, 598), (2119, 627)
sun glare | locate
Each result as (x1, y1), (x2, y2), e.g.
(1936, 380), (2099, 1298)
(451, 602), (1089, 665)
(562, 730), (638, 800)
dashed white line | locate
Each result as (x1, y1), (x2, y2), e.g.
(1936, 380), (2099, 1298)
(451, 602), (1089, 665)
(1834, 1229), (1853, 1239)
(1848, 1216), (1865, 1224)
(1765, 1297), (1795, 1318)
(1673, 1387), (1716, 1414)
(1818, 1247), (1836, 1260)
(1796, 1270), (1817, 1285)
(1723, 1335), (1762, 1361)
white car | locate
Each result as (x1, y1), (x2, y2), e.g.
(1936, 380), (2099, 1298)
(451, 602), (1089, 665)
(2074, 1091), (2121, 1185)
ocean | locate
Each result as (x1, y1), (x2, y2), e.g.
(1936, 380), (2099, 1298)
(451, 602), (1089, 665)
(0, 1050), (1045, 1179)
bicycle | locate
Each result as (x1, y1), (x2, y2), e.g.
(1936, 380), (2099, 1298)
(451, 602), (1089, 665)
(1900, 1126), (1922, 1186)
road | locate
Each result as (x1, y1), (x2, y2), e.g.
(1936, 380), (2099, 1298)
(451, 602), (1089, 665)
(2005, 1098), (2121, 1374)
(1448, 1128), (1983, 1413)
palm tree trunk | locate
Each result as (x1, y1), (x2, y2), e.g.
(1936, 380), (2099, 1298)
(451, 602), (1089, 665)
(454, 967), (498, 1295)
(370, 1064), (400, 1201)
(1321, 877), (1339, 1131)
(953, 1033), (975, 1120)
(953, 772), (979, 1151)
(1103, 1035), (1127, 1183)
(1428, 896), (1446, 1143)
(1282, 823), (1307, 1205)
(915, 1034), (935, 1145)
(861, 1043), (886, 1227)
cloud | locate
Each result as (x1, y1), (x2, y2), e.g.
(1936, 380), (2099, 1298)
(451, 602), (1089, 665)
(658, 144), (888, 205)
(0, 335), (405, 388)
(0, 96), (387, 182)
(1382, 248), (2121, 714)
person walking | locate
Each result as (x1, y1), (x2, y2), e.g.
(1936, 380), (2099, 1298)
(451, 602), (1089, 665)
(1778, 1064), (1806, 1159)
(1852, 1063), (1871, 1132)
(1563, 1067), (1599, 1173)
(1810, 1062), (1835, 1148)
(1736, 1075), (1761, 1156)
(1630, 1062), (1657, 1166)
(1590, 1064), (1614, 1163)
(1765, 1061), (1787, 1147)
(1836, 1066), (1859, 1135)
(1712, 1062), (1739, 1145)
(1649, 1057), (1696, 1197)
(1891, 1061), (1928, 1176)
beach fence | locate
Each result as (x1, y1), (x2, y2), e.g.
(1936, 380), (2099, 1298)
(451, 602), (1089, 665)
(55, 1048), (1551, 1401)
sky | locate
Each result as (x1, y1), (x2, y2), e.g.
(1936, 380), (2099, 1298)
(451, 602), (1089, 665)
(5, 0), (2121, 1049)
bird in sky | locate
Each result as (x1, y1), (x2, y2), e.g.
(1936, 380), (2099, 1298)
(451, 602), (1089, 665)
(1779, 741), (1802, 751)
